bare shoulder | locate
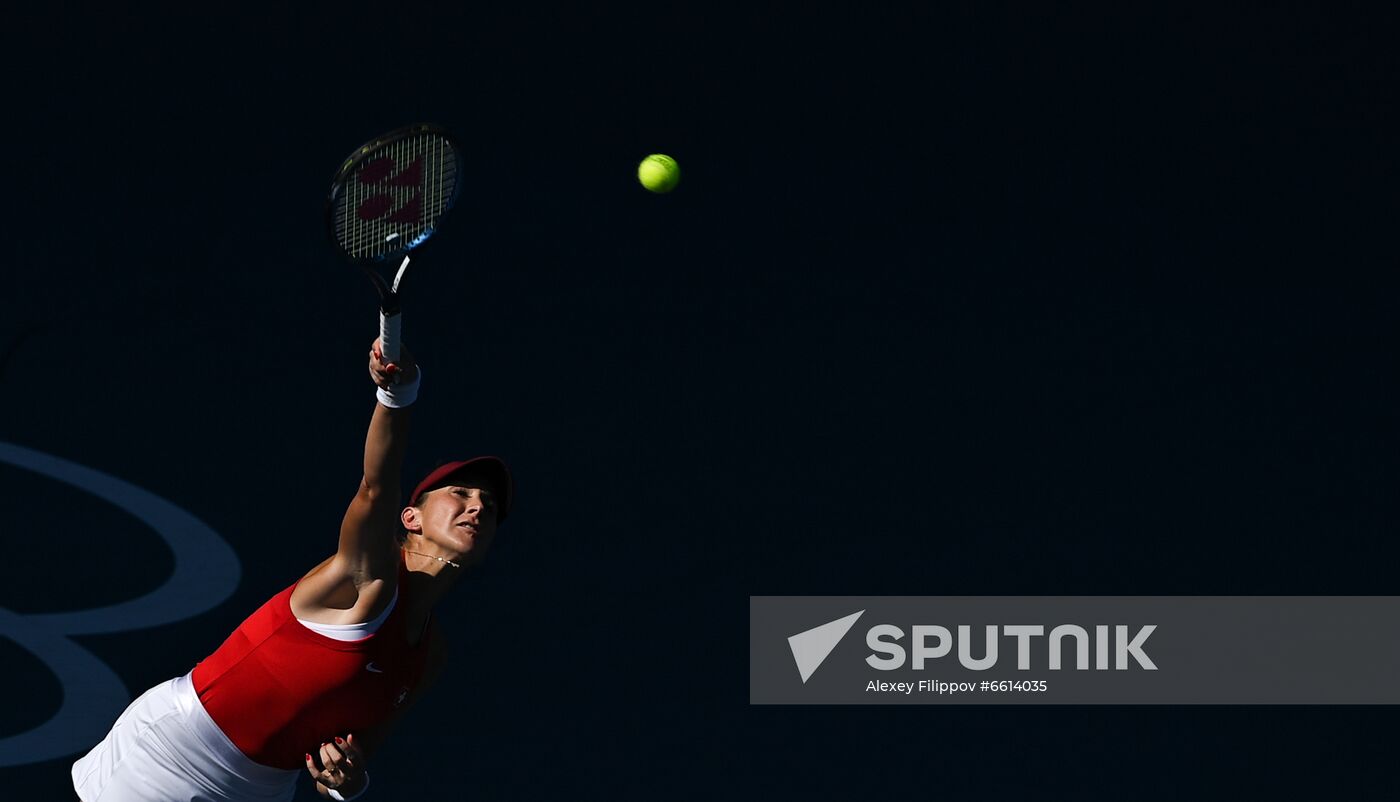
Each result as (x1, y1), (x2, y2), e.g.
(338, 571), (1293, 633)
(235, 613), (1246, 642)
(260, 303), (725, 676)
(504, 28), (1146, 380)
(289, 553), (398, 625)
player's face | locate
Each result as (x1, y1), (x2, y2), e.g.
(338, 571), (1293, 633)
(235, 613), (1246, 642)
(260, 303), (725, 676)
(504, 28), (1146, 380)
(417, 483), (499, 565)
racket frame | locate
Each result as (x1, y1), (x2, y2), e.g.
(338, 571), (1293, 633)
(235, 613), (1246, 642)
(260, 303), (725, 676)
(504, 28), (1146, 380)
(325, 123), (463, 363)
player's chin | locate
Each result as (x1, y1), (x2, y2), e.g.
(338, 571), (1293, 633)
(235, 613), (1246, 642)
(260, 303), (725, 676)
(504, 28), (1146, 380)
(449, 529), (492, 556)
(459, 535), (496, 565)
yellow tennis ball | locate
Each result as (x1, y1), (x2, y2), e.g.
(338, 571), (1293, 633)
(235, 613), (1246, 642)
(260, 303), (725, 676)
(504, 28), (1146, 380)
(637, 154), (680, 193)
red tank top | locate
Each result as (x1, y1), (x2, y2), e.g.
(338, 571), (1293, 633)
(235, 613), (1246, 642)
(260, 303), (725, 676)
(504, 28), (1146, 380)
(192, 560), (435, 769)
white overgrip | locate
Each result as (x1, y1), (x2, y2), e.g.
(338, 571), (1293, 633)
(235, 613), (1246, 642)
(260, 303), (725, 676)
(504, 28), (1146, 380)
(379, 310), (402, 364)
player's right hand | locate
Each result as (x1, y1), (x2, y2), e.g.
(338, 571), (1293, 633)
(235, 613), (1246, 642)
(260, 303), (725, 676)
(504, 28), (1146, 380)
(369, 338), (418, 388)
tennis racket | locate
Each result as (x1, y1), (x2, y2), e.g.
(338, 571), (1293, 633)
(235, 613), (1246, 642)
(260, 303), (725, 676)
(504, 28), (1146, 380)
(326, 123), (463, 364)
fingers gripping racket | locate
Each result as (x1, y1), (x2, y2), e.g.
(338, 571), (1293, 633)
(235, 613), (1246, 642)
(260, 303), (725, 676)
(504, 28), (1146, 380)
(326, 124), (463, 363)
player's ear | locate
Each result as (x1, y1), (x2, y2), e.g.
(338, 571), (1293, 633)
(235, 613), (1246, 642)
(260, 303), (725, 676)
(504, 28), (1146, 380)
(401, 505), (423, 535)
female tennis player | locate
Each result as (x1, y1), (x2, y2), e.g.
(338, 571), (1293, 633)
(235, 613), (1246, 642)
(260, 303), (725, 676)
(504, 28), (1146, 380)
(71, 340), (513, 801)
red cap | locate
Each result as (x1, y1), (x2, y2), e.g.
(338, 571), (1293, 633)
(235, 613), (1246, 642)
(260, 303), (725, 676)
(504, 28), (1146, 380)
(410, 457), (514, 523)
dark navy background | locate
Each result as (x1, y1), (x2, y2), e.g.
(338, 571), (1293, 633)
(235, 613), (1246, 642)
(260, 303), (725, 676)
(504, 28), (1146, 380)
(2, 3), (1396, 798)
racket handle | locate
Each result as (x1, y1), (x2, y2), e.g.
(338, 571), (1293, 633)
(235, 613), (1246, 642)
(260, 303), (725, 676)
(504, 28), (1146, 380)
(380, 310), (402, 364)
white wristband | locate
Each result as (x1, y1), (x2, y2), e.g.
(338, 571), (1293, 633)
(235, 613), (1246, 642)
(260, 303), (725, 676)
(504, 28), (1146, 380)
(376, 365), (422, 408)
(327, 772), (369, 801)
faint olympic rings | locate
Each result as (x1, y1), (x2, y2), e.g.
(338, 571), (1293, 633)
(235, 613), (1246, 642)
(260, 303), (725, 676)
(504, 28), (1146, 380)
(0, 442), (240, 767)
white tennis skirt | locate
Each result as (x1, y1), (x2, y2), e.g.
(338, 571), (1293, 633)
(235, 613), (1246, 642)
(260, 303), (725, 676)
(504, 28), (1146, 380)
(71, 673), (299, 802)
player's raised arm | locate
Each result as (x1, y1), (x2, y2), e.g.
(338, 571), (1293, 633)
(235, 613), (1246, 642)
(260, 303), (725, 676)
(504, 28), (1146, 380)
(336, 339), (420, 578)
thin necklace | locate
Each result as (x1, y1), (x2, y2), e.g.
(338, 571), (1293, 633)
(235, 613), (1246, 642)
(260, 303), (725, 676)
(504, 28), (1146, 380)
(404, 550), (461, 569)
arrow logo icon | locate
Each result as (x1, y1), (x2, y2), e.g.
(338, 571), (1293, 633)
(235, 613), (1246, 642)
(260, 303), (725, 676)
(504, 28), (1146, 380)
(788, 610), (864, 683)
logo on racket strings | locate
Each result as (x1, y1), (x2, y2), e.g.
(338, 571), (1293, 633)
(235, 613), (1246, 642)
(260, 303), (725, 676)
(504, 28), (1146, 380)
(355, 155), (423, 225)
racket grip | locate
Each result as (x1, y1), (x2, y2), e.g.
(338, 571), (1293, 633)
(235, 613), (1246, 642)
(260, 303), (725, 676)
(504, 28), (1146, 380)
(379, 310), (402, 364)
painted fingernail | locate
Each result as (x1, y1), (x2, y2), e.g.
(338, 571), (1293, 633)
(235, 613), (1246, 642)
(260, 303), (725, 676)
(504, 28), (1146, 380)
(305, 753), (312, 761)
(335, 737), (345, 745)
(387, 364), (399, 374)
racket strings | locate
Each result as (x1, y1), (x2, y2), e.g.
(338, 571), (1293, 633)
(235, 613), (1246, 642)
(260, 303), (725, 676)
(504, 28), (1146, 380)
(335, 134), (459, 261)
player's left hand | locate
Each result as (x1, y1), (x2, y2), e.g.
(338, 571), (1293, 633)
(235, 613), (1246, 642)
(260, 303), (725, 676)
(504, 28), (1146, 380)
(306, 734), (367, 797)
